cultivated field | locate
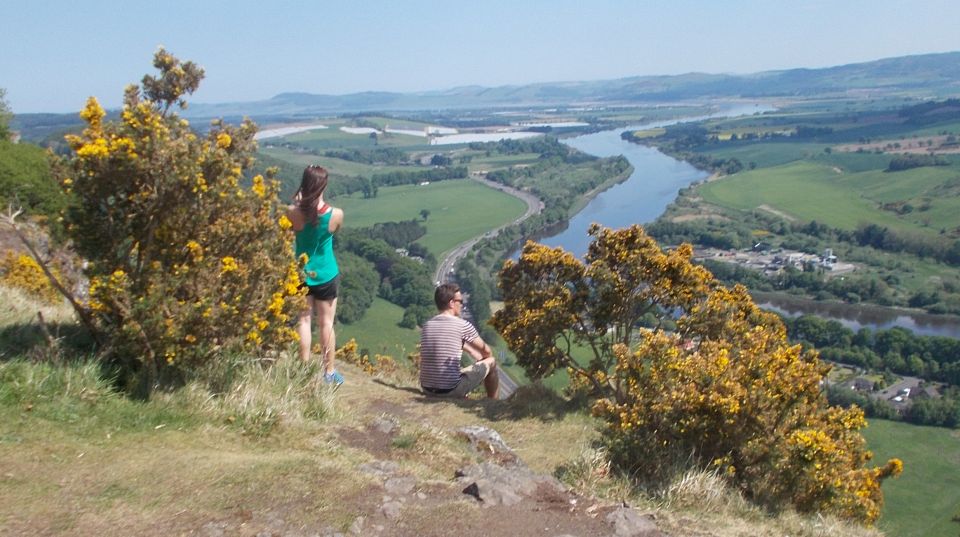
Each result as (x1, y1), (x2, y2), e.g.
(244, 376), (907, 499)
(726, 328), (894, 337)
(336, 179), (526, 256)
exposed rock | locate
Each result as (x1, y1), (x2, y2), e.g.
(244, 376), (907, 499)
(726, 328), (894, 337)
(380, 500), (403, 520)
(456, 425), (519, 465)
(457, 461), (567, 507)
(200, 521), (227, 537)
(384, 475), (417, 495)
(358, 460), (400, 478)
(606, 507), (663, 537)
(347, 515), (366, 535)
(371, 415), (400, 435)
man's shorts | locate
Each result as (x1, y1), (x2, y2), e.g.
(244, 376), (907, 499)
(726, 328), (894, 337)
(304, 275), (340, 301)
(422, 361), (491, 398)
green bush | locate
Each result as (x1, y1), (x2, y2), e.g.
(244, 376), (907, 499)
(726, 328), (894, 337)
(53, 49), (302, 394)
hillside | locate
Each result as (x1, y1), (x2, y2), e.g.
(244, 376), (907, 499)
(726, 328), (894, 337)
(0, 322), (881, 536)
(13, 51), (960, 139)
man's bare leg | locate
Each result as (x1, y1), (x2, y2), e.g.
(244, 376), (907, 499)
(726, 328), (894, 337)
(481, 358), (499, 399)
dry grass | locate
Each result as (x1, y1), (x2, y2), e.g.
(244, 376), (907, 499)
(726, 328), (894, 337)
(0, 289), (889, 536)
(0, 283), (74, 325)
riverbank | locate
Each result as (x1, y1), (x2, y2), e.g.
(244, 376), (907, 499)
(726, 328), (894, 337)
(568, 165), (635, 216)
(752, 290), (960, 339)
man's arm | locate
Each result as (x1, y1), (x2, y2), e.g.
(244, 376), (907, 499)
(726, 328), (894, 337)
(463, 335), (493, 363)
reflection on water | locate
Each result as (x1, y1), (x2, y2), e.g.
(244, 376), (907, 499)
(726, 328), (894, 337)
(754, 292), (960, 339)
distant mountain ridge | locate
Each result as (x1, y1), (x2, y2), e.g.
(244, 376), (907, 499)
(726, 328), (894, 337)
(12, 51), (960, 136)
(180, 51), (960, 119)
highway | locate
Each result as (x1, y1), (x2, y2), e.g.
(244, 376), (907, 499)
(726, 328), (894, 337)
(434, 175), (543, 398)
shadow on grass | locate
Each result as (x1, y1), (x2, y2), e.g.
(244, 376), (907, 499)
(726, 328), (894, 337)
(371, 377), (584, 423)
(0, 319), (97, 363)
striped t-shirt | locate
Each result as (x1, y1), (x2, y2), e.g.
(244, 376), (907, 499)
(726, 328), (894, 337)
(419, 314), (479, 390)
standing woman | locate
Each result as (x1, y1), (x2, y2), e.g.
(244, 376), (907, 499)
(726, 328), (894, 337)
(287, 165), (345, 385)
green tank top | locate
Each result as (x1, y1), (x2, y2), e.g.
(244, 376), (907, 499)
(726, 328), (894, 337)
(295, 208), (339, 286)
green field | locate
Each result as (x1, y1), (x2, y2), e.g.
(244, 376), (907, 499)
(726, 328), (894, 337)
(698, 160), (960, 236)
(336, 179), (526, 256)
(260, 146), (417, 178)
(693, 142), (826, 169)
(337, 297), (420, 359)
(862, 419), (960, 537)
(281, 126), (433, 151)
(467, 152), (543, 172)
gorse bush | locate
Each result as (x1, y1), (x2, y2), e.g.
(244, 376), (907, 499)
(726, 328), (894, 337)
(0, 251), (61, 304)
(492, 224), (901, 524)
(52, 49), (302, 392)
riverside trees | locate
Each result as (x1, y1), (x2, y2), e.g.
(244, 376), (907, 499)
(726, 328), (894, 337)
(491, 224), (902, 523)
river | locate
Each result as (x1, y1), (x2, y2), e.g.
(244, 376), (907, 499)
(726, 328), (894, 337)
(536, 105), (960, 339)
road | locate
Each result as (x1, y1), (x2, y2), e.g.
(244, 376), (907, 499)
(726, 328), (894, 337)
(434, 175), (543, 398)
(433, 175), (543, 285)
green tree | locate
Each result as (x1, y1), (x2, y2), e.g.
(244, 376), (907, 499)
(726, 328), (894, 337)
(0, 88), (11, 140)
(52, 49), (302, 393)
(0, 139), (65, 220)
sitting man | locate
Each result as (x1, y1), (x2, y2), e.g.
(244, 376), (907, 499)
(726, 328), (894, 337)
(419, 283), (499, 399)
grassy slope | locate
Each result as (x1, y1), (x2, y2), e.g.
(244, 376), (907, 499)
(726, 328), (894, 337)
(260, 146), (414, 177)
(862, 419), (960, 537)
(698, 160), (960, 235)
(0, 349), (880, 537)
(337, 296), (419, 359)
(336, 179), (526, 256)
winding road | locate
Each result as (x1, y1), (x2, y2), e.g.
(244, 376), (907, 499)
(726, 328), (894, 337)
(434, 175), (543, 398)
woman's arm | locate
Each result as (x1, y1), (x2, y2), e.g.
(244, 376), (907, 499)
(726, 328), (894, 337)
(286, 205), (305, 232)
(328, 207), (344, 233)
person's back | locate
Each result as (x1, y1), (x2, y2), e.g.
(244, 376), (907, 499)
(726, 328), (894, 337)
(419, 283), (499, 399)
(420, 313), (477, 390)
(287, 165), (345, 385)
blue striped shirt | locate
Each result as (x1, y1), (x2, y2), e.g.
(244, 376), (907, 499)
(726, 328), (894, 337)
(419, 314), (479, 390)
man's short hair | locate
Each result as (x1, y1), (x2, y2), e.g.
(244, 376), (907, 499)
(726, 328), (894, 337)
(434, 283), (460, 310)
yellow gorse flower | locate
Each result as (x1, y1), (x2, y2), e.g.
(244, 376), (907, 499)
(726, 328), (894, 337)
(220, 256), (239, 274)
(216, 132), (232, 149)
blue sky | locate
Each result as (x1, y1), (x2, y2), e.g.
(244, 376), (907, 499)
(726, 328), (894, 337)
(3, 0), (960, 113)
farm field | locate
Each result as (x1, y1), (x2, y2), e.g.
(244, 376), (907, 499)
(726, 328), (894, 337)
(336, 179), (526, 256)
(274, 126), (433, 151)
(260, 146), (415, 177)
(862, 419), (960, 537)
(698, 160), (960, 237)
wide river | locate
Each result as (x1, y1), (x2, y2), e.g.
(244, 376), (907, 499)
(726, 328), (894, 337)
(537, 106), (960, 339)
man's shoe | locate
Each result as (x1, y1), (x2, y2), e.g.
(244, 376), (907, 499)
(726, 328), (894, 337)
(324, 370), (344, 386)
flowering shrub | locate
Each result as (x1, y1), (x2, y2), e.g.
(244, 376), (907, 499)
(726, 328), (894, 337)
(492, 224), (901, 523)
(0, 251), (62, 304)
(336, 338), (400, 377)
(53, 49), (301, 391)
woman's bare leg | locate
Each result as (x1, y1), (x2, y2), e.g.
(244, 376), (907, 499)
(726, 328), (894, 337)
(315, 297), (338, 374)
(296, 297), (315, 362)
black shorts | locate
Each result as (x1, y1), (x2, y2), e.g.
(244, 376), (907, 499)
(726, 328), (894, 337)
(304, 275), (340, 301)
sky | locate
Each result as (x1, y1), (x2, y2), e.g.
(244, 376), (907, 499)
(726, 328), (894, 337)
(3, 0), (960, 114)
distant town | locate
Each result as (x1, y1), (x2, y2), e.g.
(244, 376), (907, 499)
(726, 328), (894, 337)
(694, 245), (856, 277)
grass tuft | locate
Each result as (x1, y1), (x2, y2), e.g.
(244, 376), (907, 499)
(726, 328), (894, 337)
(183, 355), (337, 437)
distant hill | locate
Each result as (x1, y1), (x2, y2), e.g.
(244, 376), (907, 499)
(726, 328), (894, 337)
(181, 51), (960, 119)
(13, 51), (960, 139)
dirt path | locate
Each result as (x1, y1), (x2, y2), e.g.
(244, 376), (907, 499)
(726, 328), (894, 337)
(756, 204), (796, 222)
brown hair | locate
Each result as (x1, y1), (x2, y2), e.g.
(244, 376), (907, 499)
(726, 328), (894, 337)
(434, 283), (460, 310)
(296, 165), (329, 225)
